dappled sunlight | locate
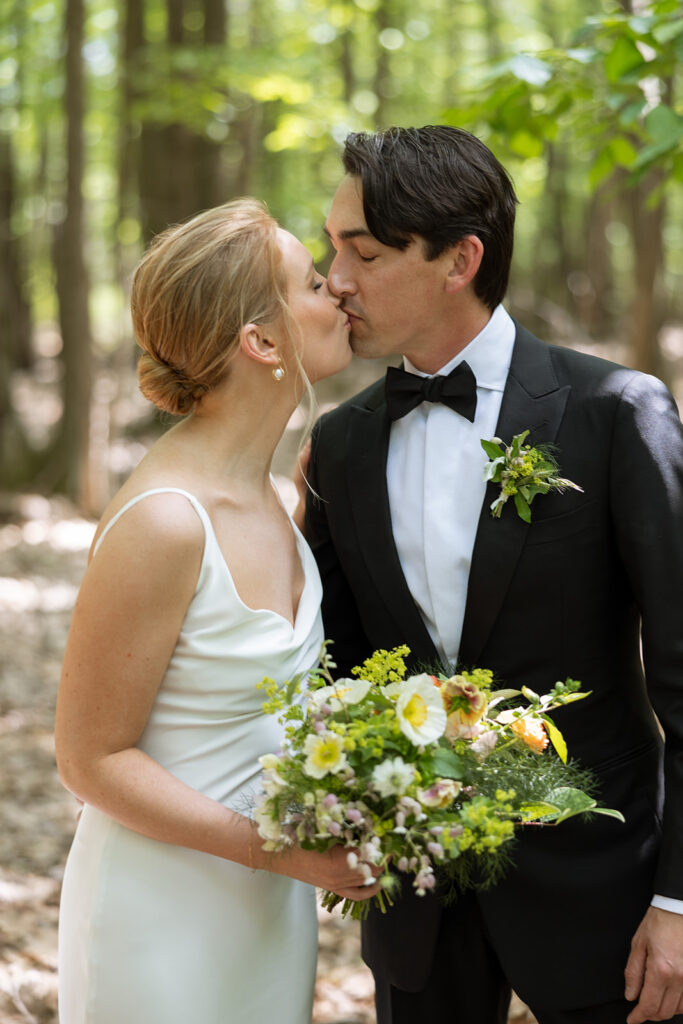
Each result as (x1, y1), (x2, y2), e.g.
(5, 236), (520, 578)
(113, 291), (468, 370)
(0, 578), (79, 614)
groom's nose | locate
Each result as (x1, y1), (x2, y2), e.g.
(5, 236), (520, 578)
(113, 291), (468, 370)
(327, 253), (356, 298)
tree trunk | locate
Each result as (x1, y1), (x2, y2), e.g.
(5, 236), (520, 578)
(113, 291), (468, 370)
(626, 173), (667, 377)
(582, 183), (614, 338)
(0, 132), (34, 486)
(373, 0), (390, 128)
(194, 0), (228, 210)
(138, 0), (228, 240)
(53, 0), (94, 511)
(117, 0), (145, 266)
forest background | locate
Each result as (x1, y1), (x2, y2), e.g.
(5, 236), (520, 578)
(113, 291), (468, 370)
(1, 0), (683, 1021)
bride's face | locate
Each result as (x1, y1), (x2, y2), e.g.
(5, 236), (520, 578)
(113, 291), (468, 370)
(276, 229), (352, 383)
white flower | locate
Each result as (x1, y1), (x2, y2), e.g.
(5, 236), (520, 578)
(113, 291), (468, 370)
(303, 731), (348, 779)
(470, 730), (498, 758)
(371, 756), (417, 798)
(258, 753), (287, 796)
(395, 674), (447, 745)
(417, 778), (462, 809)
(253, 800), (284, 844)
(308, 678), (371, 712)
(381, 681), (402, 700)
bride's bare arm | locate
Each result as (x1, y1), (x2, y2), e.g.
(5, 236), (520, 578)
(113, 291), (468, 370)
(55, 492), (377, 902)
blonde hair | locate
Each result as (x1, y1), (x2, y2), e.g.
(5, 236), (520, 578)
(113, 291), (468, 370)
(132, 199), (291, 416)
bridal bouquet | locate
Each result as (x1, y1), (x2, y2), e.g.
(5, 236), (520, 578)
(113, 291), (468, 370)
(253, 644), (623, 918)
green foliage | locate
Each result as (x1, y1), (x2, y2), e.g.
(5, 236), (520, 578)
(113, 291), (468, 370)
(443, 1), (683, 193)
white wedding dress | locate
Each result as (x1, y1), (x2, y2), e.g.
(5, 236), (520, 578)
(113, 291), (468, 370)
(58, 488), (323, 1024)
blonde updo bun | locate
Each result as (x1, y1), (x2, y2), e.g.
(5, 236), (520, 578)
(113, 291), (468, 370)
(131, 199), (287, 416)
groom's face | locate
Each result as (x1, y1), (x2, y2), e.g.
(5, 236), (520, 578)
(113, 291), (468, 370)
(324, 175), (452, 362)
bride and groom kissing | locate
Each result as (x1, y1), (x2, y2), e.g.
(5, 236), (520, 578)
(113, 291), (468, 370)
(56, 125), (683, 1024)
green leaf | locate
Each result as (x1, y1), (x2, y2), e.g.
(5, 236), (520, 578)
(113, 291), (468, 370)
(591, 806), (626, 822)
(285, 672), (304, 702)
(542, 786), (597, 822)
(542, 715), (568, 763)
(589, 147), (617, 190)
(619, 100), (647, 127)
(431, 746), (464, 780)
(489, 688), (522, 702)
(566, 47), (598, 65)
(509, 130), (544, 159)
(631, 136), (680, 172)
(508, 55), (553, 87)
(605, 35), (646, 83)
(516, 802), (561, 821)
(652, 18), (683, 44)
(510, 430), (529, 457)
(481, 439), (504, 460)
(514, 492), (531, 523)
(645, 104), (683, 145)
(608, 136), (639, 167)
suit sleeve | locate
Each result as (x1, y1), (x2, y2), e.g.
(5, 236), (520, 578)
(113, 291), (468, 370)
(610, 373), (683, 899)
(305, 418), (372, 678)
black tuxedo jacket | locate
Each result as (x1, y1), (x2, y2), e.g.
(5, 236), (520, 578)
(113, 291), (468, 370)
(306, 324), (683, 1009)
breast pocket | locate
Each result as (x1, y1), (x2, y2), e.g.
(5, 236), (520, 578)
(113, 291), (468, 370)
(523, 499), (598, 547)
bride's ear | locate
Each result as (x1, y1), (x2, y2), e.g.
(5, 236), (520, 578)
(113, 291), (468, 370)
(239, 323), (282, 370)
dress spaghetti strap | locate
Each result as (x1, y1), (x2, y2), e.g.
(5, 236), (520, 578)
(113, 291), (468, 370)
(93, 488), (206, 557)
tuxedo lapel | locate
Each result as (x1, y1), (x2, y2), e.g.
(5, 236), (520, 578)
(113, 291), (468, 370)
(459, 326), (571, 668)
(346, 387), (439, 665)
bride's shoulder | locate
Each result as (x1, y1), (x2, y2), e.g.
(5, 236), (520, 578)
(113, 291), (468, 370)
(90, 486), (205, 564)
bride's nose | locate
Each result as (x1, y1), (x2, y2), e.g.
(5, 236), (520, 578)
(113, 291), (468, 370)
(323, 278), (342, 307)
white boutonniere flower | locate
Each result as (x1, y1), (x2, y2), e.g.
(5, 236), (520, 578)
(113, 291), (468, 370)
(481, 429), (583, 523)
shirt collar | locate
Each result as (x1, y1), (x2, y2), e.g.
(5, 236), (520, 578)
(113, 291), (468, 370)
(402, 304), (515, 392)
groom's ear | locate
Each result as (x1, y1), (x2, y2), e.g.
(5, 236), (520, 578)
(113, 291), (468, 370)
(239, 323), (281, 369)
(444, 235), (484, 294)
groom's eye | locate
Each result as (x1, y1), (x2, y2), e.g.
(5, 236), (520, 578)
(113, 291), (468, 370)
(358, 254), (377, 263)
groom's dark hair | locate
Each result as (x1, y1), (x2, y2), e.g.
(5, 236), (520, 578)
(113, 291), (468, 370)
(342, 126), (518, 310)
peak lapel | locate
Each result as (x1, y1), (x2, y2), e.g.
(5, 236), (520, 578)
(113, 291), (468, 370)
(346, 388), (438, 666)
(459, 327), (571, 668)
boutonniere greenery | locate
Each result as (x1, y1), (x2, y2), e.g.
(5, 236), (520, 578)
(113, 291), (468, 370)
(481, 430), (584, 523)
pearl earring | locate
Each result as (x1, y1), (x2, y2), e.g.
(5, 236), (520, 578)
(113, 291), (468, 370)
(272, 363), (286, 381)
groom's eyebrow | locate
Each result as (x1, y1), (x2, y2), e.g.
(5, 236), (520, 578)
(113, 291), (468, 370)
(323, 225), (374, 241)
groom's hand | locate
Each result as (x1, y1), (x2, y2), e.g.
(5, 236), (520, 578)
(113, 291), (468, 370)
(625, 906), (683, 1022)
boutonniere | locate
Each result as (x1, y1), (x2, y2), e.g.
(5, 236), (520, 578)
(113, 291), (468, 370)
(481, 430), (583, 523)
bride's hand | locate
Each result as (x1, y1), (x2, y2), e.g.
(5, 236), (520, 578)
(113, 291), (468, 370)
(291, 439), (312, 535)
(269, 843), (383, 902)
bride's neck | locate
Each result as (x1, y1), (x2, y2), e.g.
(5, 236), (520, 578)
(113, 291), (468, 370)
(164, 377), (298, 491)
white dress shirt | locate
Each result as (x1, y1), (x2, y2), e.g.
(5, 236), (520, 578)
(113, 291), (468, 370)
(385, 303), (683, 915)
(386, 303), (514, 667)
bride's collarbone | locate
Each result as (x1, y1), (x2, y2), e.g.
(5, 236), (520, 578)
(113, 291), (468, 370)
(210, 503), (305, 623)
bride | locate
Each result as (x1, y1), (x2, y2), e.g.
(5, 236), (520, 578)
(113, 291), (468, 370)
(56, 199), (378, 1024)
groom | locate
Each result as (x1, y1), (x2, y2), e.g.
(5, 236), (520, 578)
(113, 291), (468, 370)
(305, 126), (683, 1024)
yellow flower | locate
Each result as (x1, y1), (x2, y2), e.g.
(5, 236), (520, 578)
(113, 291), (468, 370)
(395, 674), (447, 745)
(303, 732), (348, 778)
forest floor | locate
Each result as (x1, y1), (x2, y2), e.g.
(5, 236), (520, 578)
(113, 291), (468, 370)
(0, 490), (538, 1024)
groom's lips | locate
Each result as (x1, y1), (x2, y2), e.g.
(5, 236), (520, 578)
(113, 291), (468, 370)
(342, 308), (363, 322)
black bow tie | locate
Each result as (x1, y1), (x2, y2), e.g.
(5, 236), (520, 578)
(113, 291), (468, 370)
(384, 361), (478, 422)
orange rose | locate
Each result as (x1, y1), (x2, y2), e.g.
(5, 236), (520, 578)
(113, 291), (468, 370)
(510, 717), (549, 754)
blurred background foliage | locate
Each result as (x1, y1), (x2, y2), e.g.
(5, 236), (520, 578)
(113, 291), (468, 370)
(1, 0), (682, 513)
